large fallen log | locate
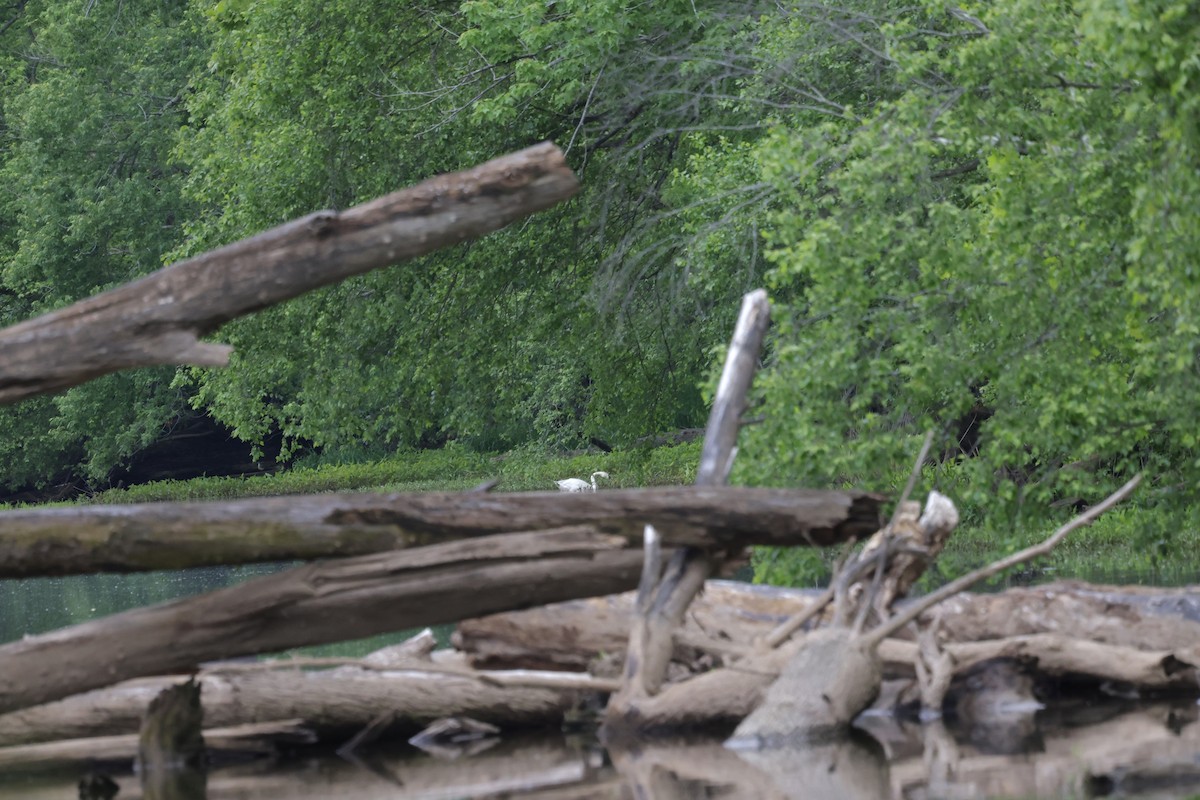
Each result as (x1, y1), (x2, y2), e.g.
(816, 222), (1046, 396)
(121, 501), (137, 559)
(0, 527), (647, 715)
(0, 486), (884, 578)
(457, 577), (1200, 729)
(0, 663), (586, 751)
(0, 142), (579, 405)
(457, 580), (1200, 670)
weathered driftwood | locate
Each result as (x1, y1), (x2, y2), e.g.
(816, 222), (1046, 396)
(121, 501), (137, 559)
(0, 632), (614, 748)
(458, 534), (1196, 736)
(457, 579), (1200, 672)
(0, 485), (884, 577)
(0, 142), (579, 405)
(456, 580), (804, 670)
(726, 476), (1144, 744)
(0, 527), (647, 715)
(606, 289), (772, 728)
(0, 661), (587, 752)
(880, 634), (1198, 692)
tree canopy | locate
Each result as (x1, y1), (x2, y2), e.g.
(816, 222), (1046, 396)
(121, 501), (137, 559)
(0, 0), (1195, 543)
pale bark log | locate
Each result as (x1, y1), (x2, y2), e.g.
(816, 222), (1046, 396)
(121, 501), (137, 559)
(934, 581), (1200, 651)
(0, 661), (590, 748)
(458, 578), (1200, 730)
(0, 527), (645, 715)
(457, 579), (1200, 671)
(0, 142), (579, 404)
(879, 633), (1198, 691)
(729, 627), (883, 742)
(455, 580), (802, 670)
(0, 486), (883, 578)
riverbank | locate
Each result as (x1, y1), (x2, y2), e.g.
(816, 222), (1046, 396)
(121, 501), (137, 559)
(10, 438), (1196, 587)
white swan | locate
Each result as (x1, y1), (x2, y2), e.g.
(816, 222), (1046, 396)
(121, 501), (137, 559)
(555, 471), (609, 492)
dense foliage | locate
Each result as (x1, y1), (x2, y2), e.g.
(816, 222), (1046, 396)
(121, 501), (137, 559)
(0, 0), (1195, 559)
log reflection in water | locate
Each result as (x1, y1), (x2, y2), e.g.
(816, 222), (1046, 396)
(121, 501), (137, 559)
(2, 702), (1200, 799)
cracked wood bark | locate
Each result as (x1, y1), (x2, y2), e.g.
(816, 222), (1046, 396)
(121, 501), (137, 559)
(0, 486), (883, 578)
(0, 142), (579, 404)
(606, 289), (773, 729)
(0, 527), (646, 715)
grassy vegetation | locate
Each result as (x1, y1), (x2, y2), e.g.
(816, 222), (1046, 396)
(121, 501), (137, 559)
(91, 440), (703, 504)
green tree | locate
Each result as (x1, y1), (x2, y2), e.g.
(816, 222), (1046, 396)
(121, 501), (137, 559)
(739, 0), (1199, 581)
(0, 0), (207, 490)
(173, 0), (775, 459)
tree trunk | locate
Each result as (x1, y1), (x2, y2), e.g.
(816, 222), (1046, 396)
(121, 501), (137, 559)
(0, 142), (579, 404)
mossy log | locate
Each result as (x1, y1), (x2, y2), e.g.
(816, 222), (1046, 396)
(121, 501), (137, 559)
(0, 486), (883, 578)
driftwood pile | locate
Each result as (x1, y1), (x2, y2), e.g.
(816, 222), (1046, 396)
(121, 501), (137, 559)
(0, 143), (1193, 799)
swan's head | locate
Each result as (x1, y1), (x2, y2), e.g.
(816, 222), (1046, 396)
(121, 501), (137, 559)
(593, 471), (610, 479)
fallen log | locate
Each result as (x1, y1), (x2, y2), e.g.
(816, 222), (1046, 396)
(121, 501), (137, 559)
(878, 632), (1199, 697)
(455, 580), (807, 670)
(0, 662), (588, 751)
(934, 581), (1200, 651)
(458, 576), (1199, 731)
(729, 477), (1153, 743)
(0, 485), (884, 577)
(458, 579), (1200, 672)
(0, 527), (646, 715)
(0, 142), (579, 405)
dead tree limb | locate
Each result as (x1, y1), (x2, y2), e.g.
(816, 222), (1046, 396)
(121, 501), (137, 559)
(0, 486), (883, 578)
(606, 289), (772, 726)
(0, 142), (579, 404)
